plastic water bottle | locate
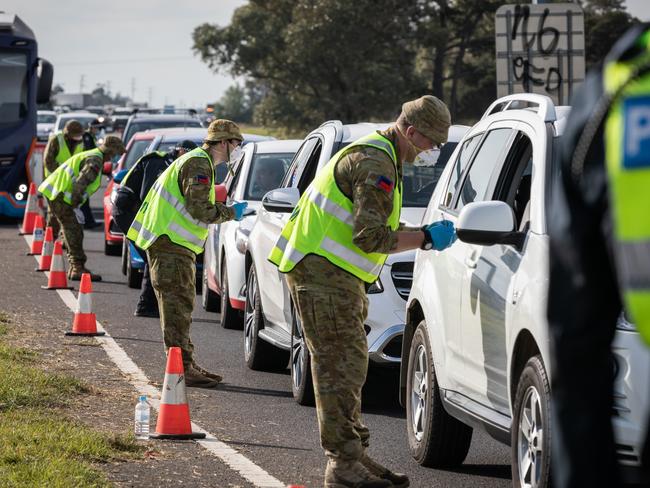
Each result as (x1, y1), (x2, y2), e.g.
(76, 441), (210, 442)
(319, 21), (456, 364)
(134, 395), (150, 440)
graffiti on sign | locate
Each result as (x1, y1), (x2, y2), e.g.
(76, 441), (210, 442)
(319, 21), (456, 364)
(495, 3), (585, 105)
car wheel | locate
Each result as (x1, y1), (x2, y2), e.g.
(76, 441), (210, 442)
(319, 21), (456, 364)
(126, 245), (143, 289)
(244, 265), (289, 371)
(121, 239), (128, 276)
(201, 265), (220, 312)
(512, 355), (551, 488)
(220, 260), (243, 329)
(406, 321), (472, 467)
(290, 303), (314, 406)
(104, 239), (121, 256)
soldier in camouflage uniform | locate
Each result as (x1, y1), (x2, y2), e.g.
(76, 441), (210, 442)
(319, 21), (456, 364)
(142, 120), (247, 388)
(43, 120), (84, 238)
(44, 135), (126, 281)
(281, 96), (456, 488)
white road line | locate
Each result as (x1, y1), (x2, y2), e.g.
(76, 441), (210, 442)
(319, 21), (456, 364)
(23, 232), (286, 488)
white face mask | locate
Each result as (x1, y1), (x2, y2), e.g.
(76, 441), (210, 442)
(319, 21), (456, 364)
(413, 148), (440, 167)
(229, 144), (243, 163)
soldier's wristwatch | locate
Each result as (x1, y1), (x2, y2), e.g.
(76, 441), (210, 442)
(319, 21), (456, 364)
(421, 228), (433, 251)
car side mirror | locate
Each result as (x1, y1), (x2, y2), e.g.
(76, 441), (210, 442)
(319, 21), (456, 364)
(102, 162), (113, 175)
(36, 59), (53, 104)
(113, 169), (129, 184)
(456, 201), (525, 249)
(215, 184), (227, 204)
(262, 187), (300, 213)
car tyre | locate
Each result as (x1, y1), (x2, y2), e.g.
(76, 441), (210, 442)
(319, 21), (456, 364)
(220, 260), (243, 329)
(406, 321), (472, 468)
(126, 244), (143, 289)
(121, 239), (128, 276)
(290, 302), (315, 406)
(201, 265), (220, 312)
(511, 355), (551, 488)
(104, 239), (121, 256)
(244, 265), (289, 371)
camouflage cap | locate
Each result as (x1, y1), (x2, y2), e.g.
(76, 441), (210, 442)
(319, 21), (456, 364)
(63, 120), (84, 138)
(402, 95), (451, 145)
(205, 119), (243, 143)
(99, 135), (126, 155)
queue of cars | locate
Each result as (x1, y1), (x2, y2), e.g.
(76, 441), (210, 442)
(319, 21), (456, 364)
(98, 93), (650, 487)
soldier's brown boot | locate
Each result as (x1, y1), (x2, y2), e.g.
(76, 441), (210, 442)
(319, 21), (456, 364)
(184, 365), (220, 388)
(324, 459), (392, 488)
(360, 453), (409, 488)
(68, 266), (102, 282)
(191, 361), (223, 383)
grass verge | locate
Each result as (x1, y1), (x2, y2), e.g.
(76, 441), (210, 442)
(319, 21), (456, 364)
(0, 312), (143, 487)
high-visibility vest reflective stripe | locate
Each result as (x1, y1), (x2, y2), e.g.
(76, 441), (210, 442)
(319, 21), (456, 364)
(121, 151), (167, 187)
(126, 147), (215, 254)
(604, 29), (650, 344)
(44, 132), (83, 177)
(38, 148), (103, 205)
(268, 132), (401, 283)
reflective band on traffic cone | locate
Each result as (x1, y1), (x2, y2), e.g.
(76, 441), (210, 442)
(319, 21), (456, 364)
(150, 347), (205, 440)
(65, 273), (104, 336)
(19, 183), (39, 235)
(27, 215), (45, 255)
(36, 227), (54, 272)
(41, 240), (73, 290)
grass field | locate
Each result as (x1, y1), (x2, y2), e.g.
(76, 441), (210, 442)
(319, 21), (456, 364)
(0, 312), (143, 487)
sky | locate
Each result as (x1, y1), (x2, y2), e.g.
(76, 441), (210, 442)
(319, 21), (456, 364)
(3, 1), (649, 109)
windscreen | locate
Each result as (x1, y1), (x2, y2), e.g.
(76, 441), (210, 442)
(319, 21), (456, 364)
(244, 153), (294, 200)
(402, 142), (459, 207)
(0, 50), (28, 127)
(125, 140), (155, 170)
(38, 113), (57, 124)
(124, 120), (202, 145)
(56, 115), (97, 132)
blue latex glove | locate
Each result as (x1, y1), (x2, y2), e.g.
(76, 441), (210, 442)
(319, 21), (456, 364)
(423, 220), (456, 251)
(231, 201), (248, 221)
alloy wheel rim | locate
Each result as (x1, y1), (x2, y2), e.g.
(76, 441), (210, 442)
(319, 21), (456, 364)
(517, 386), (544, 488)
(410, 344), (428, 442)
(291, 314), (305, 390)
(244, 271), (256, 357)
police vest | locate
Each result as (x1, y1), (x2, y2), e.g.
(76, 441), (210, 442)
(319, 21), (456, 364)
(603, 29), (650, 344)
(268, 132), (402, 283)
(45, 131), (83, 177)
(38, 148), (103, 206)
(127, 147), (215, 254)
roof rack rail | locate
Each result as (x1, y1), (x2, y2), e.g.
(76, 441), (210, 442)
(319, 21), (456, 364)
(481, 94), (557, 123)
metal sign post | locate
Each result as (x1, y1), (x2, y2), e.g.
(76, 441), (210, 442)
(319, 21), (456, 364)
(495, 3), (585, 105)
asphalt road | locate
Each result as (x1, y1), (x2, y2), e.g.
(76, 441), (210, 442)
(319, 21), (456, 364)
(2, 185), (512, 488)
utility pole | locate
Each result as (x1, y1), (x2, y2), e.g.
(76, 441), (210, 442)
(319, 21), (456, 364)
(106, 80), (112, 96)
(130, 77), (136, 104)
(148, 86), (153, 107)
(79, 74), (85, 93)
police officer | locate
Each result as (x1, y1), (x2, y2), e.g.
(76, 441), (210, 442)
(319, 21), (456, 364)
(39, 135), (126, 281)
(112, 140), (198, 317)
(42, 120), (85, 238)
(127, 120), (247, 388)
(548, 24), (650, 487)
(269, 96), (456, 488)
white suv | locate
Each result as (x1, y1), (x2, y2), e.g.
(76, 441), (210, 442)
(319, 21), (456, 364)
(401, 94), (650, 487)
(245, 121), (466, 405)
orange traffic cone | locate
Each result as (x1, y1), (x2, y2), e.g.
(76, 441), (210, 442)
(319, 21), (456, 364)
(36, 227), (54, 272)
(150, 347), (206, 440)
(65, 273), (104, 336)
(19, 183), (39, 235)
(27, 215), (45, 255)
(41, 240), (73, 290)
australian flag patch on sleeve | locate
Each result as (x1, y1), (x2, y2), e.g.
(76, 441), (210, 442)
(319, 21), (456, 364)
(375, 175), (394, 193)
(193, 174), (210, 185)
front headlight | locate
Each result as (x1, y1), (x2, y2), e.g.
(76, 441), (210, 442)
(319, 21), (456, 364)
(616, 311), (637, 332)
(367, 279), (383, 294)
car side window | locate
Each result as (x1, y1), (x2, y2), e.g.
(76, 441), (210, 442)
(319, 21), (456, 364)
(296, 139), (323, 194)
(281, 138), (318, 188)
(455, 128), (513, 211)
(441, 135), (481, 209)
(225, 153), (246, 196)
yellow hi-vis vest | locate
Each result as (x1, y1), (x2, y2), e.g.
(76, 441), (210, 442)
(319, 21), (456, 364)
(603, 29), (650, 344)
(268, 132), (402, 283)
(127, 147), (215, 254)
(38, 148), (103, 206)
(44, 131), (83, 177)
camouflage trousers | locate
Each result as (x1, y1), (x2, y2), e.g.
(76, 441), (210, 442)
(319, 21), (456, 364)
(286, 259), (370, 462)
(45, 199), (61, 240)
(147, 238), (196, 368)
(48, 196), (86, 267)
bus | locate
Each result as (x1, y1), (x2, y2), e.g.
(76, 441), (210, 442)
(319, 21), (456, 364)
(0, 12), (52, 218)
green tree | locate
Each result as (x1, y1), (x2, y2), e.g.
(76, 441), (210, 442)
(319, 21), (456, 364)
(213, 84), (253, 123)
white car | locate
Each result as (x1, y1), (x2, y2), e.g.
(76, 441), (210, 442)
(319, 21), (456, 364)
(37, 110), (56, 141)
(202, 139), (301, 328)
(400, 94), (650, 487)
(52, 111), (97, 135)
(244, 120), (468, 406)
